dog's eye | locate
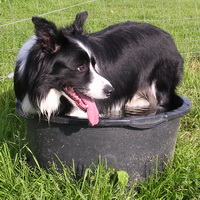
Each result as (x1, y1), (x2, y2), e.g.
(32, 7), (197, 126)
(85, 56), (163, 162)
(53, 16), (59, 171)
(77, 64), (89, 72)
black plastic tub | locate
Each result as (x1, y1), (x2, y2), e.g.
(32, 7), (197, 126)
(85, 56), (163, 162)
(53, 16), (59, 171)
(17, 96), (191, 182)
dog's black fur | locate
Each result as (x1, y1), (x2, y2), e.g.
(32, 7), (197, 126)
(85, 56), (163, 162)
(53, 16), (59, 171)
(14, 11), (183, 125)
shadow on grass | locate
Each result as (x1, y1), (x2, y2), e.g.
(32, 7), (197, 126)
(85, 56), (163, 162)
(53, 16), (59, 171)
(0, 87), (26, 155)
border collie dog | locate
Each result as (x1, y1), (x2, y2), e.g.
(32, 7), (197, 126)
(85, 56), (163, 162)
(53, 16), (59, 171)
(14, 11), (183, 126)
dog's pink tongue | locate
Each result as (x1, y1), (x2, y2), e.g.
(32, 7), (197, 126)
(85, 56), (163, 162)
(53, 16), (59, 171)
(78, 93), (99, 126)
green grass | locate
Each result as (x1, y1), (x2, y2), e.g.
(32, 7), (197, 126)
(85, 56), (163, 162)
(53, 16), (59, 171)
(0, 0), (200, 199)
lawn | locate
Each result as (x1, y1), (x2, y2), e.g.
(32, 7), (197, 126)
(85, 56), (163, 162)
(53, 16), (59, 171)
(0, 0), (200, 199)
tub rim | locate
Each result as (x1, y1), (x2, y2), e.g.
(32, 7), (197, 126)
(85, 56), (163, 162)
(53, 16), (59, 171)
(16, 95), (191, 129)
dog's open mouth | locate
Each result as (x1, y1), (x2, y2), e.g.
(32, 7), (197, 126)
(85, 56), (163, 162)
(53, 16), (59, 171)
(63, 87), (99, 126)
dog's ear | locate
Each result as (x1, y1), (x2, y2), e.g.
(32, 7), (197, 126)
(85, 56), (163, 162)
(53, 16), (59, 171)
(32, 17), (60, 53)
(65, 11), (88, 35)
(73, 11), (88, 34)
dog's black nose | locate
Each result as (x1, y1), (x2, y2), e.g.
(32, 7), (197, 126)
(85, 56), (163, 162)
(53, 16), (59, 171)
(104, 85), (115, 97)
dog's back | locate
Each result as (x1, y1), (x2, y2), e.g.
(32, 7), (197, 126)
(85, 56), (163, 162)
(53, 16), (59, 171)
(86, 21), (183, 115)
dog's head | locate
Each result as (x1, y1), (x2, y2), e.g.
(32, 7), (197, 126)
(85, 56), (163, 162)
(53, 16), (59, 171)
(16, 12), (114, 125)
